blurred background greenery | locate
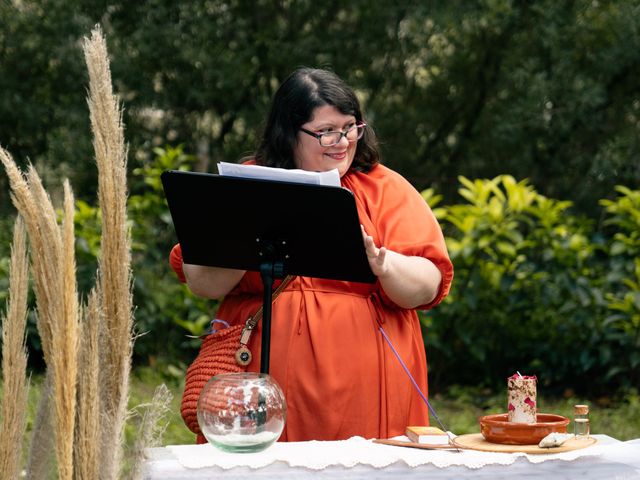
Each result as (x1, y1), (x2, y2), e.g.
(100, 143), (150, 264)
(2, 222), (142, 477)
(1, 0), (639, 427)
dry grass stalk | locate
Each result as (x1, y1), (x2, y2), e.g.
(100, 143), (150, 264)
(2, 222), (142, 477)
(83, 25), (134, 479)
(3, 24), (146, 478)
(0, 151), (55, 361)
(127, 384), (173, 480)
(73, 288), (102, 480)
(0, 149), (79, 480)
(0, 217), (30, 479)
(51, 181), (79, 480)
(26, 374), (55, 479)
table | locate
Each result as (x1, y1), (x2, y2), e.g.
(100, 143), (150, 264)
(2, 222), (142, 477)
(143, 435), (640, 479)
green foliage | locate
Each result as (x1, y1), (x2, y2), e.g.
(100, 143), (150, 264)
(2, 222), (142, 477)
(1, 1), (638, 216)
(422, 176), (639, 394)
(0, 1), (97, 205)
(128, 146), (214, 369)
(600, 187), (640, 385)
(421, 188), (446, 220)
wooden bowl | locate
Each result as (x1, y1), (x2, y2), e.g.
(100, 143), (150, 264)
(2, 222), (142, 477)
(479, 413), (570, 445)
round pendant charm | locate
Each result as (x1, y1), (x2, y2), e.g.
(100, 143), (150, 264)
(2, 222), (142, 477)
(235, 346), (252, 366)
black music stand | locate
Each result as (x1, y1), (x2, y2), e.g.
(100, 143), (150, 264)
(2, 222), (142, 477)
(161, 170), (375, 374)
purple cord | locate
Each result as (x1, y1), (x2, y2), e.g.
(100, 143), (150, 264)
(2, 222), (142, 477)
(378, 324), (458, 449)
(211, 318), (231, 331)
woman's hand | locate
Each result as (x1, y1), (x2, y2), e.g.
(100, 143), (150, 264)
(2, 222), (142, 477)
(361, 225), (390, 277)
(361, 225), (442, 309)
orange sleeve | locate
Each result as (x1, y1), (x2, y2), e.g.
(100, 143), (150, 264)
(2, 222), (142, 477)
(377, 199), (453, 311)
(169, 243), (186, 283)
(346, 166), (453, 310)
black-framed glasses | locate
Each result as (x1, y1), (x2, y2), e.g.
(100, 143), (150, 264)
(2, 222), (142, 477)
(299, 122), (367, 147)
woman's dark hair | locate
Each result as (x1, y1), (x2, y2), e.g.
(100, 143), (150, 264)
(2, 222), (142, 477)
(254, 68), (379, 172)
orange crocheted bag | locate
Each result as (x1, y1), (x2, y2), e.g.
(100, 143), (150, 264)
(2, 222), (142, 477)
(181, 276), (293, 443)
(181, 322), (246, 442)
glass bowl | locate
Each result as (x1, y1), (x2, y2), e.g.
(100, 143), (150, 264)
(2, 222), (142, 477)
(197, 372), (287, 453)
(479, 413), (570, 445)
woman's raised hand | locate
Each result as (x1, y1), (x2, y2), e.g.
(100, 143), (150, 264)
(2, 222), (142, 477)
(361, 225), (388, 277)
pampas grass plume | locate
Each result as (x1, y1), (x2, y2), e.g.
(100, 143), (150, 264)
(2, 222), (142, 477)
(0, 217), (30, 479)
(83, 25), (134, 479)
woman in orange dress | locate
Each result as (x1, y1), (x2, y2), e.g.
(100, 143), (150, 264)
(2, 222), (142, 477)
(169, 67), (453, 442)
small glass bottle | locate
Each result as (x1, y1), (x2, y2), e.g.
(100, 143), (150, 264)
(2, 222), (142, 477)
(573, 404), (590, 438)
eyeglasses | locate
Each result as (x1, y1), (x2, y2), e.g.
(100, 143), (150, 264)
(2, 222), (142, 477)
(299, 122), (366, 147)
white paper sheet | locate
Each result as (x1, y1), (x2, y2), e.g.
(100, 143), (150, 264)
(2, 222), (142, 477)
(218, 162), (341, 187)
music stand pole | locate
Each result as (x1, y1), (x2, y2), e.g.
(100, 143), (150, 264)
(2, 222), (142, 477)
(259, 243), (285, 374)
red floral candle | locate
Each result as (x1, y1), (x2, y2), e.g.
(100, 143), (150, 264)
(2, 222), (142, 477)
(507, 373), (537, 423)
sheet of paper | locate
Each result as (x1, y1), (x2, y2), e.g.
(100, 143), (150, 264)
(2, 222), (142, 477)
(217, 162), (340, 187)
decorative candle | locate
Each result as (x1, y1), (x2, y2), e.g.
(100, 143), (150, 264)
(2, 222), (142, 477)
(507, 373), (537, 423)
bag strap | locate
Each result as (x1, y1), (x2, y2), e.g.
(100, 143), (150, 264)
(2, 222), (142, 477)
(235, 275), (294, 366)
(187, 275), (295, 340)
(246, 275), (294, 327)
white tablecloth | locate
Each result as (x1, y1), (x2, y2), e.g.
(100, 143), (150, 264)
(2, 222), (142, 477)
(143, 435), (640, 479)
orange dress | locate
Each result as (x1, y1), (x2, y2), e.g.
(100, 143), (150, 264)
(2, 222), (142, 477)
(169, 163), (453, 441)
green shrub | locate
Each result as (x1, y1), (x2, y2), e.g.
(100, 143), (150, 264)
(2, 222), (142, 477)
(128, 146), (214, 371)
(600, 187), (640, 388)
(422, 176), (639, 395)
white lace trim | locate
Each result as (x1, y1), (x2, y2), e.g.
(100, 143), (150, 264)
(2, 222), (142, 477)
(167, 435), (607, 471)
